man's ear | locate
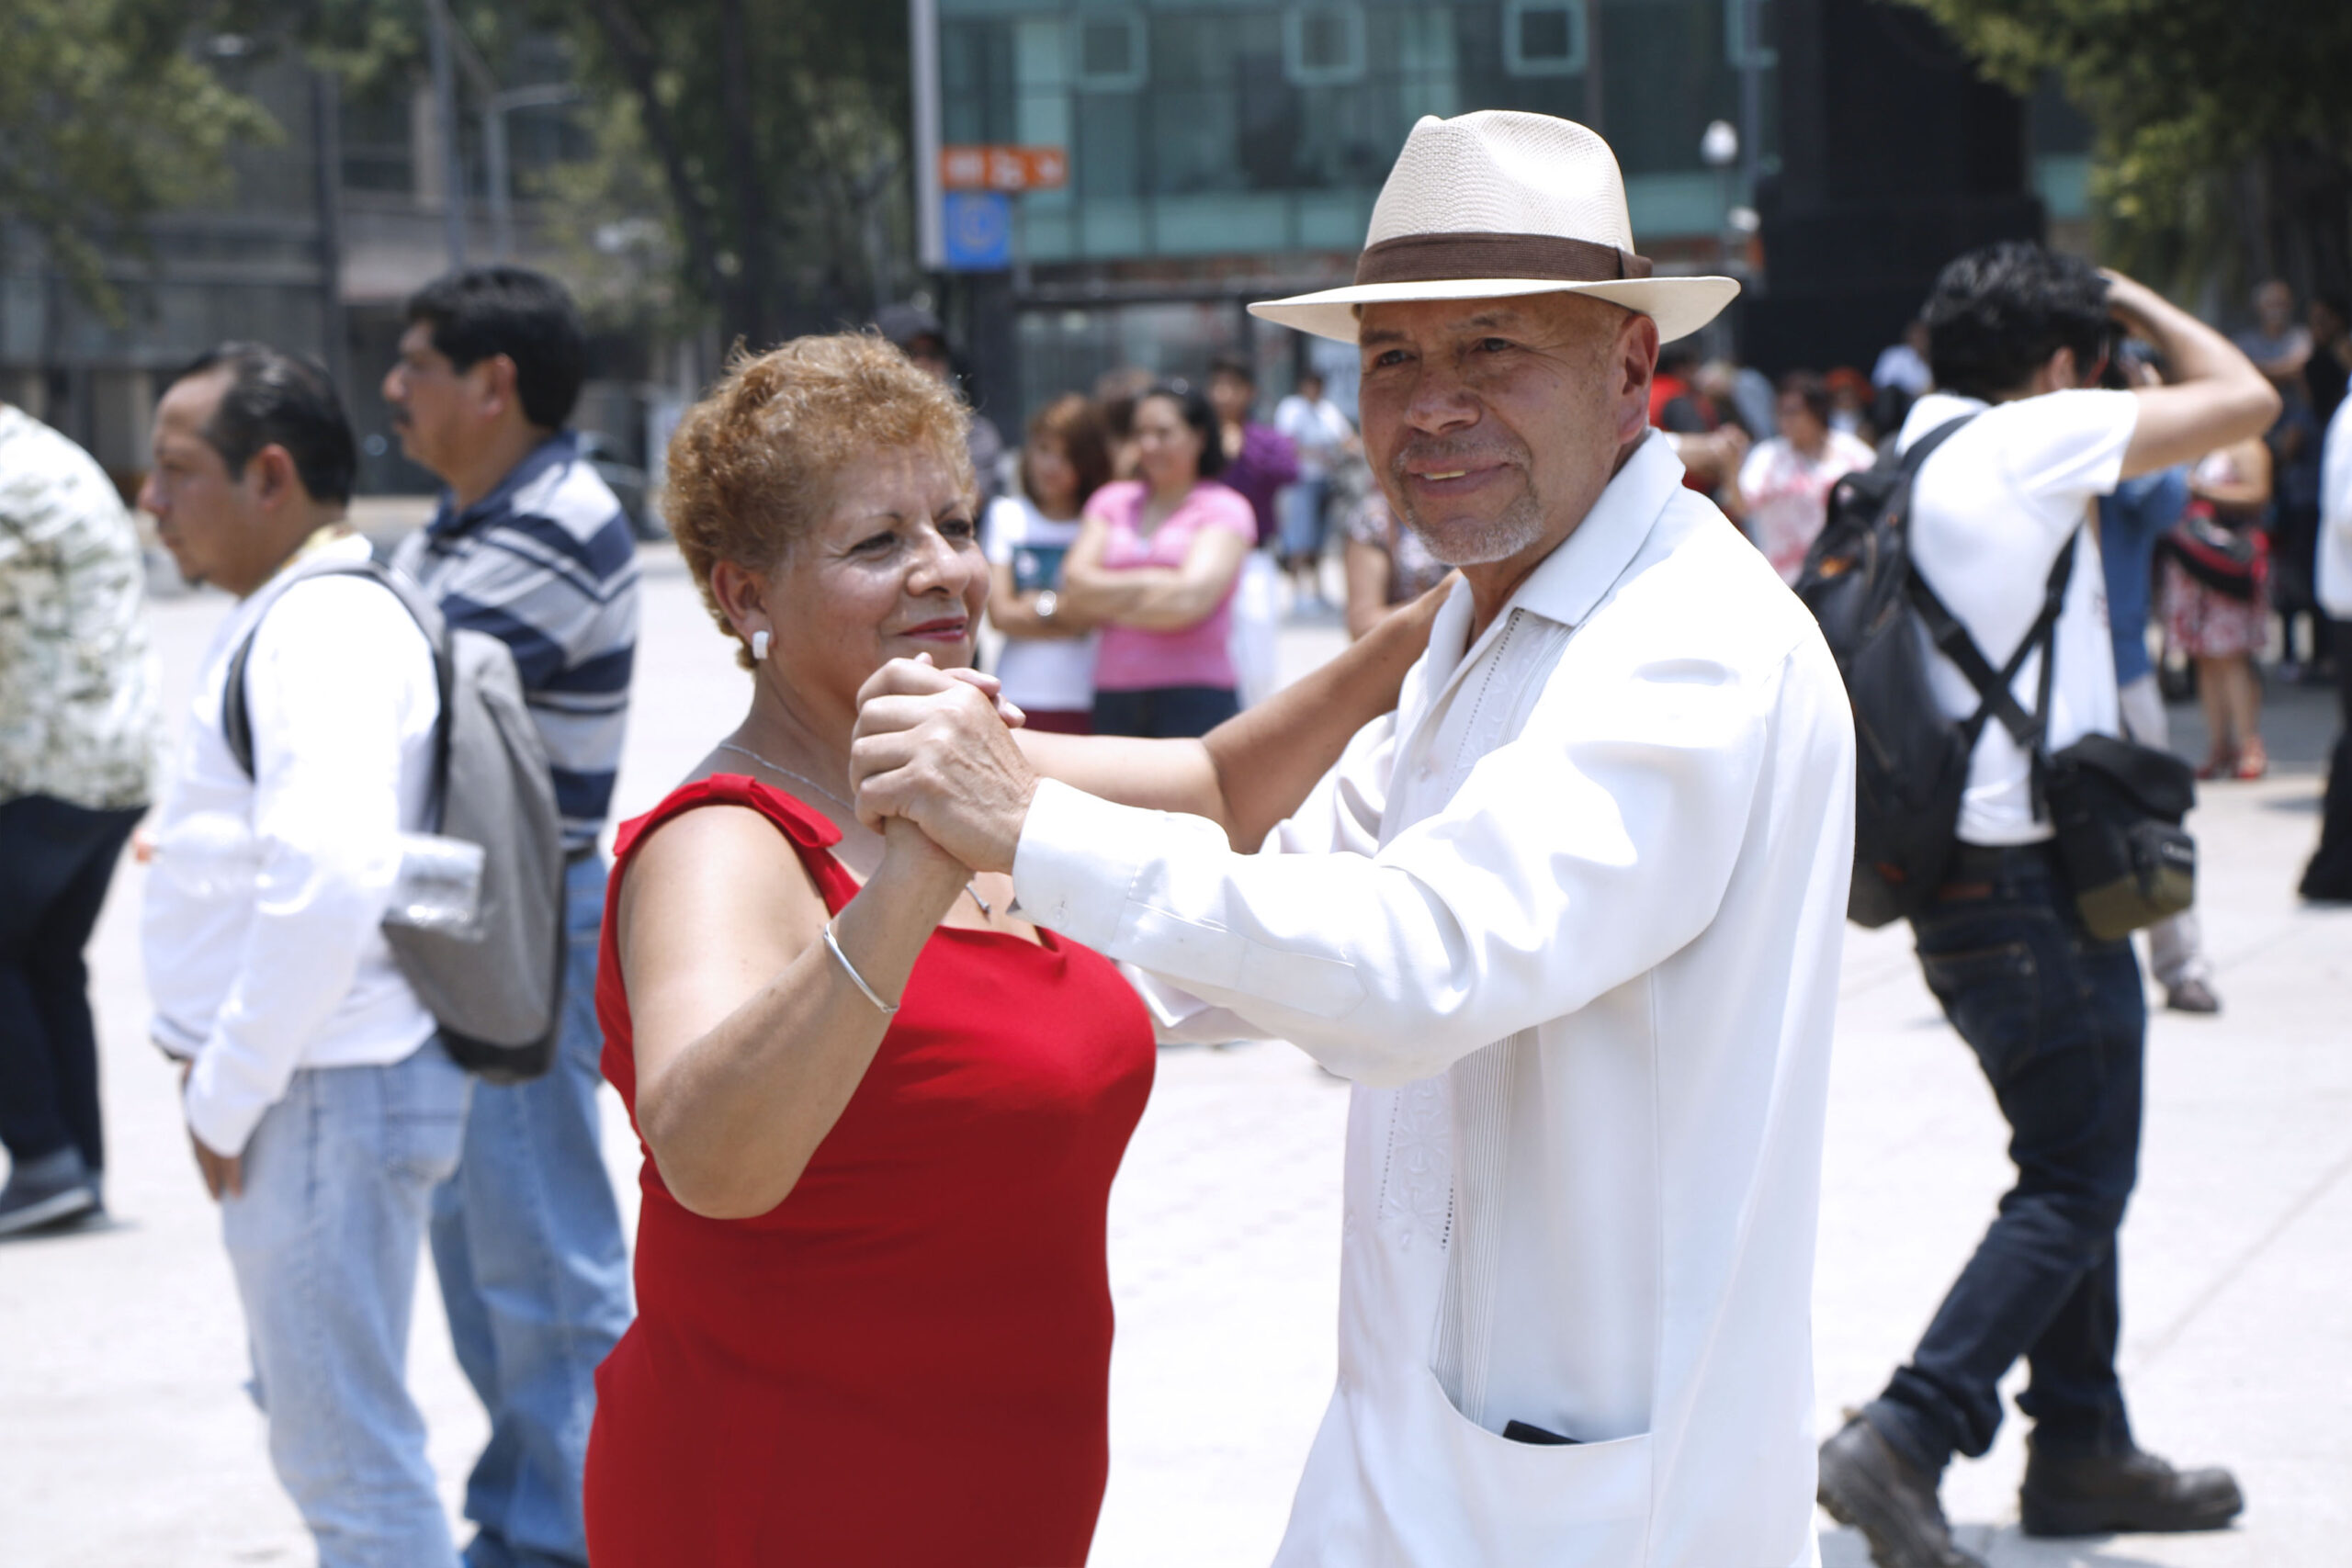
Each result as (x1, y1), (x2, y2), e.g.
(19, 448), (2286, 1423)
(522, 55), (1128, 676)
(2040, 344), (2080, 395)
(473, 353), (522, 423)
(246, 443), (302, 512)
(1617, 313), (1662, 446)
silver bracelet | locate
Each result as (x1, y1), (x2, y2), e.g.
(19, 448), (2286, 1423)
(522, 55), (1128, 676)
(822, 918), (899, 1016)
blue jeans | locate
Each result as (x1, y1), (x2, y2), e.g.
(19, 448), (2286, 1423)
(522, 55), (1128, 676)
(1867, 846), (2146, 1472)
(1279, 476), (1330, 561)
(221, 1041), (471, 1568)
(429, 855), (632, 1568)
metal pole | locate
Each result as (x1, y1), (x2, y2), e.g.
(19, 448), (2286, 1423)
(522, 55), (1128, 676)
(483, 87), (576, 265)
(910, 0), (944, 271)
(1738, 0), (1762, 213)
(311, 69), (349, 396)
(425, 0), (467, 268)
(486, 105), (511, 262)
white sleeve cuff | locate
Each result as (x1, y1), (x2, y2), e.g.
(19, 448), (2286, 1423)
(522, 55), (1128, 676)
(1011, 777), (1151, 949)
(182, 1058), (266, 1160)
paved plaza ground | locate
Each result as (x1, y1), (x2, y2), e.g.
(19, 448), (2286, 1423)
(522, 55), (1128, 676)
(3, 544), (2346, 1566)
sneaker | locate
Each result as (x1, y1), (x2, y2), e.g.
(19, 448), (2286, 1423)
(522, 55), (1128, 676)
(2165, 977), (2222, 1014)
(1817, 1415), (1987, 1568)
(0, 1147), (101, 1237)
(2018, 1437), (2244, 1537)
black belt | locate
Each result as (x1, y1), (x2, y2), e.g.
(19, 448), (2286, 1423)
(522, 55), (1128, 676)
(1937, 840), (2058, 897)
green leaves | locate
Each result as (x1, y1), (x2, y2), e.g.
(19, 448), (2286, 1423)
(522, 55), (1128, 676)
(1892, 0), (2352, 290)
(0, 0), (279, 321)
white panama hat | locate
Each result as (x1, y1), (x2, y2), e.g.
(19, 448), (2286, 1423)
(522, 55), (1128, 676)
(1250, 110), (1739, 345)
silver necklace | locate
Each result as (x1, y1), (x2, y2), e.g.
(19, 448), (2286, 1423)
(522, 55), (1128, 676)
(716, 740), (991, 917)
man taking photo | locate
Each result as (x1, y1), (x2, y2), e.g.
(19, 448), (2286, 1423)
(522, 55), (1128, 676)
(1816, 243), (2278, 1568)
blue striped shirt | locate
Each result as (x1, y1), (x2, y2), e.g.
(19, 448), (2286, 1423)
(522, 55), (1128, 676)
(392, 433), (638, 851)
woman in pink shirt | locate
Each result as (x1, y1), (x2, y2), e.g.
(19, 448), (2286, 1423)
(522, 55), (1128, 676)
(1060, 382), (1256, 736)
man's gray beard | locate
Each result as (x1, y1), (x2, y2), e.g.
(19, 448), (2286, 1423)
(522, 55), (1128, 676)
(1396, 485), (1551, 567)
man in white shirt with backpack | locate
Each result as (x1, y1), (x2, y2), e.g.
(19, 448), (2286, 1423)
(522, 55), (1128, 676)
(140, 344), (469, 1567)
(1815, 244), (2278, 1568)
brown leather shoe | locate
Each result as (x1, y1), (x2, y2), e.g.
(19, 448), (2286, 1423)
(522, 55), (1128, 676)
(1817, 1416), (1987, 1568)
(2018, 1438), (2245, 1537)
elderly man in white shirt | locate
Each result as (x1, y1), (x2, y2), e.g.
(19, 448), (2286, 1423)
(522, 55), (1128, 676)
(850, 111), (1854, 1567)
(2303, 393), (2352, 898)
(139, 344), (468, 1568)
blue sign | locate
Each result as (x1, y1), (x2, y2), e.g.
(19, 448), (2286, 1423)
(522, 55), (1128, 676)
(942, 191), (1012, 272)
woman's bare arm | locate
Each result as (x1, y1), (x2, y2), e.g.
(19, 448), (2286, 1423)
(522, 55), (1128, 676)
(620, 807), (967, 1219)
(1093, 525), (1251, 631)
(1060, 513), (1251, 632)
(2188, 435), (2273, 509)
(1053, 512), (1159, 623)
(988, 558), (1101, 639)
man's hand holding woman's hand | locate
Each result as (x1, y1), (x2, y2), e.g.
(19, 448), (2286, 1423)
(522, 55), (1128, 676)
(852, 656), (1039, 876)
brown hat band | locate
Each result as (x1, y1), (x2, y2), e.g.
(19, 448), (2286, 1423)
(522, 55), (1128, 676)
(1354, 231), (1655, 287)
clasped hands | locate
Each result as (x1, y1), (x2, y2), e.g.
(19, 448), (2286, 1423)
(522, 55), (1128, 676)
(849, 654), (1040, 878)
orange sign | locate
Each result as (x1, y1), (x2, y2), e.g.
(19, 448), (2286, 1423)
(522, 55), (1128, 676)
(940, 145), (1069, 193)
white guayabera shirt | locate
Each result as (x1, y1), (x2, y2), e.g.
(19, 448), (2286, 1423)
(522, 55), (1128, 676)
(1015, 433), (1854, 1568)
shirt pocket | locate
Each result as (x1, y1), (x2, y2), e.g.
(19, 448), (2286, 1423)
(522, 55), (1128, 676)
(1407, 1361), (1652, 1559)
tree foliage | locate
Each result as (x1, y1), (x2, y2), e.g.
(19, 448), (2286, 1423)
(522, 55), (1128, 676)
(0, 0), (278, 321)
(1891, 0), (2352, 298)
(576, 0), (912, 349)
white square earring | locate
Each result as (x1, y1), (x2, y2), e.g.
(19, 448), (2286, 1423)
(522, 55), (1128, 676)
(751, 629), (771, 661)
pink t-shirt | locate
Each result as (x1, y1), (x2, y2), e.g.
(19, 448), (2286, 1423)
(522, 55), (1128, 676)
(1088, 479), (1256, 693)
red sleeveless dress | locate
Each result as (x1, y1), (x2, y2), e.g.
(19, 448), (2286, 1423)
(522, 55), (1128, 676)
(583, 775), (1155, 1567)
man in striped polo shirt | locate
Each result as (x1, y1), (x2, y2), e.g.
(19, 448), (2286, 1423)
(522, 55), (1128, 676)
(384, 266), (636, 1568)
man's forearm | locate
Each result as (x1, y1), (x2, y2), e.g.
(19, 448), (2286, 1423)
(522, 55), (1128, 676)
(2118, 276), (2256, 392)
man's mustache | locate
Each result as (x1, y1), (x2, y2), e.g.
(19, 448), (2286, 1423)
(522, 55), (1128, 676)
(1388, 440), (1527, 482)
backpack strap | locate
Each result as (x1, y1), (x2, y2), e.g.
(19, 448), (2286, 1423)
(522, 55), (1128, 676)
(1906, 532), (2079, 818)
(1893, 413), (1978, 487)
(220, 559), (458, 829)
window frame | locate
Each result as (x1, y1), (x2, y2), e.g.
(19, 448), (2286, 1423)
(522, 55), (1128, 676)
(1282, 2), (1369, 87)
(1502, 0), (1588, 78)
(1069, 9), (1149, 92)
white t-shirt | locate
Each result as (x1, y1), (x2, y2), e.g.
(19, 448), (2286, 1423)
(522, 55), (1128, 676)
(1275, 394), (1353, 481)
(1901, 389), (2135, 846)
(985, 494), (1100, 715)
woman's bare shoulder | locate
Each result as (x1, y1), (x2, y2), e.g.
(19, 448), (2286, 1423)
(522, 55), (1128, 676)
(618, 796), (826, 952)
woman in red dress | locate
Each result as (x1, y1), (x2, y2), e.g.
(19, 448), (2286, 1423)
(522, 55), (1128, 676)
(585, 334), (1437, 1567)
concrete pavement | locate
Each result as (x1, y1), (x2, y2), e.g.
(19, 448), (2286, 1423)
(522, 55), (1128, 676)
(3, 544), (2346, 1566)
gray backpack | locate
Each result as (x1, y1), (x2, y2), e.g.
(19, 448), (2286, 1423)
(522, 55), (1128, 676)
(223, 558), (567, 1082)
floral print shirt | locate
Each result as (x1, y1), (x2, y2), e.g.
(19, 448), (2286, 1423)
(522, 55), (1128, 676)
(0, 405), (158, 809)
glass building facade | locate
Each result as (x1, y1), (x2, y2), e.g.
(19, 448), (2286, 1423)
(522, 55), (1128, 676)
(938, 0), (1781, 268)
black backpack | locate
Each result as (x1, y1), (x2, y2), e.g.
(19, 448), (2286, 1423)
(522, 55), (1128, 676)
(1793, 416), (2074, 927)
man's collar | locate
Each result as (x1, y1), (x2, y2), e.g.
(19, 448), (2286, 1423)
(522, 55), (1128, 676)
(427, 428), (577, 537)
(1506, 427), (1685, 631)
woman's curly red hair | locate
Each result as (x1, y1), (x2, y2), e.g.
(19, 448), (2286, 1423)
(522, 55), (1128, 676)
(663, 333), (977, 668)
